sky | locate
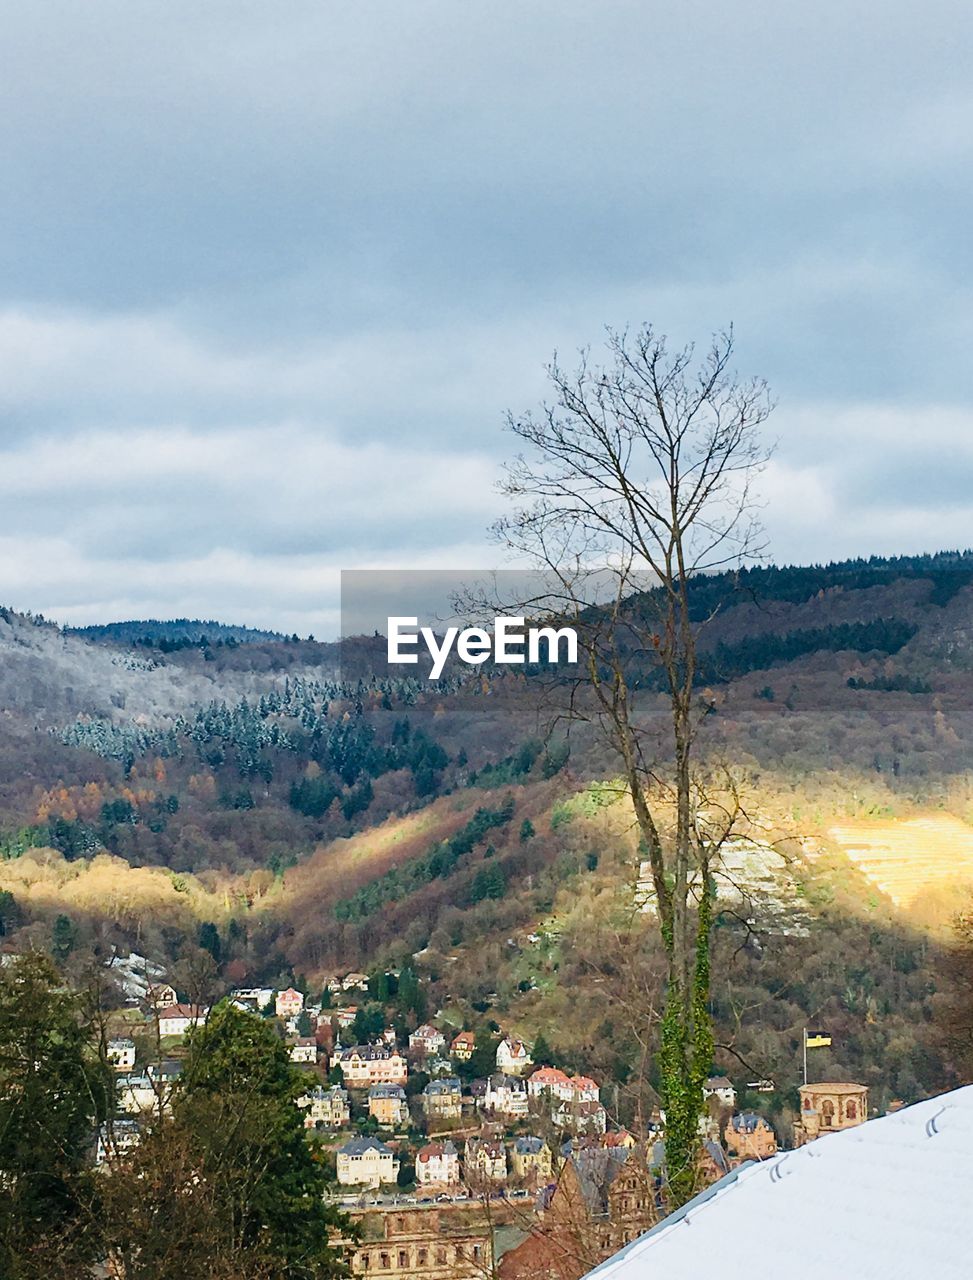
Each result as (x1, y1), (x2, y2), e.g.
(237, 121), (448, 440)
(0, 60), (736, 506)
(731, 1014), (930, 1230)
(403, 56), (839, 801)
(2, 1), (972, 636)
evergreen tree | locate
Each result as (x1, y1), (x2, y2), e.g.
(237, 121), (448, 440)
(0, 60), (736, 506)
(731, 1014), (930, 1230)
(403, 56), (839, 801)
(51, 913), (77, 962)
(0, 954), (108, 1277)
(171, 1003), (348, 1277)
(197, 921), (222, 964)
(531, 1032), (555, 1067)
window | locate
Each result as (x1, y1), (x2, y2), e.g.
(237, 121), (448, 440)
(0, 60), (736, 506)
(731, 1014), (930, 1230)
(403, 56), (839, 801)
(846, 1100), (857, 1120)
(418, 1249), (427, 1265)
(436, 1249), (447, 1265)
(398, 1251), (407, 1268)
(380, 1253), (390, 1269)
(821, 1099), (835, 1126)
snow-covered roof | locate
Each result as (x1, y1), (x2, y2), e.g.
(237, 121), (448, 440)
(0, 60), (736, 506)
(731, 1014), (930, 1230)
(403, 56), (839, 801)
(584, 1086), (973, 1280)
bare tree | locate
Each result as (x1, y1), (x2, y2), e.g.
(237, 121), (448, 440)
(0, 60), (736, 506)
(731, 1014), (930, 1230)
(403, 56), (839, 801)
(494, 324), (773, 1205)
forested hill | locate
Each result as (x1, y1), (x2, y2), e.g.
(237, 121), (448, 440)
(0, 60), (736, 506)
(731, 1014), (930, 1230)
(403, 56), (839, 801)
(1, 549), (973, 952)
(70, 618), (285, 648)
(2, 554), (973, 1115)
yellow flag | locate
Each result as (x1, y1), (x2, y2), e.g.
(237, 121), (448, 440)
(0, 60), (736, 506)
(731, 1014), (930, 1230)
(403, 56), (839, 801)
(805, 1033), (832, 1049)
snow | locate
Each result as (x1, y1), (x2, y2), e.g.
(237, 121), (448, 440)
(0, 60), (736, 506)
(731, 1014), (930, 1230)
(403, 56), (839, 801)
(585, 1086), (973, 1280)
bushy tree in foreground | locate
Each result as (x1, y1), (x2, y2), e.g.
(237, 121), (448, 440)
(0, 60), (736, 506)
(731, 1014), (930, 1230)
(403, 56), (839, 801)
(0, 953), (108, 1278)
(101, 1003), (349, 1280)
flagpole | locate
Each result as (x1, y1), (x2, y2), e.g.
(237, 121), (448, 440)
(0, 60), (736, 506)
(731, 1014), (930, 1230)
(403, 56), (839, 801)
(803, 1027), (807, 1086)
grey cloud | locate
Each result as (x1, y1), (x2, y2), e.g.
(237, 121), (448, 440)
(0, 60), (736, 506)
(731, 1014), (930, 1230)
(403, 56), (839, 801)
(1, 1), (972, 626)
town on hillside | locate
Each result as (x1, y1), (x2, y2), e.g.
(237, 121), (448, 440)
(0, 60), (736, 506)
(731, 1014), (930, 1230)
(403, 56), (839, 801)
(93, 956), (873, 1280)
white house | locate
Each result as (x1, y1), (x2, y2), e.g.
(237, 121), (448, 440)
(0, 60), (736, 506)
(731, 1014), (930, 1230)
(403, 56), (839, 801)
(527, 1066), (575, 1102)
(409, 1023), (446, 1056)
(528, 1066), (600, 1106)
(703, 1075), (737, 1109)
(288, 1036), (318, 1064)
(230, 987), (274, 1012)
(571, 1074), (600, 1103)
(496, 1037), (532, 1076)
(156, 1003), (206, 1038)
(336, 1136), (400, 1188)
(416, 1139), (461, 1186)
(482, 1072), (529, 1118)
(107, 1038), (137, 1072)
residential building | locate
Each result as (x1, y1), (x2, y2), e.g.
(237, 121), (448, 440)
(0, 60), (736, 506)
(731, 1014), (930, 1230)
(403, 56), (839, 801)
(554, 1099), (608, 1135)
(146, 983), (177, 1009)
(96, 1119), (142, 1167)
(156, 1003), (206, 1038)
(288, 1036), (318, 1064)
(796, 1082), (868, 1144)
(560, 1131), (636, 1159)
(725, 1112), (778, 1161)
(107, 1037), (136, 1072)
(145, 1058), (182, 1101)
(496, 1037), (532, 1076)
(336, 1006), (359, 1028)
(528, 1066), (599, 1106)
(482, 1072), (529, 1118)
(369, 1083), (410, 1128)
(527, 1066), (575, 1102)
(422, 1076), (463, 1122)
(409, 1023), (446, 1056)
(342, 972), (369, 992)
(416, 1140), (461, 1187)
(570, 1075), (600, 1102)
(464, 1135), (507, 1186)
(510, 1136), (552, 1187)
(337, 1136), (400, 1188)
(345, 1207), (492, 1280)
(703, 1075), (737, 1109)
(230, 986), (274, 1012)
(451, 1031), (476, 1061)
(275, 987), (305, 1019)
(699, 1138), (731, 1184)
(299, 1085), (350, 1130)
(500, 1144), (657, 1280)
(116, 1073), (157, 1115)
(339, 1043), (408, 1088)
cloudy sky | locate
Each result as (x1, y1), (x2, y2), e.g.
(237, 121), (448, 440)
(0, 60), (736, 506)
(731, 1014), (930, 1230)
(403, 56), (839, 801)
(1, 1), (972, 635)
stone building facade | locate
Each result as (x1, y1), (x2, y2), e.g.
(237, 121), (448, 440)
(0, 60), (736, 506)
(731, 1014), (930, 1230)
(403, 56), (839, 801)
(347, 1208), (493, 1280)
(724, 1112), (778, 1162)
(795, 1082), (868, 1144)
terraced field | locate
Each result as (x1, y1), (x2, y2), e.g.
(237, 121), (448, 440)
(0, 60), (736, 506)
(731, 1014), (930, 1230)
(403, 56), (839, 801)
(827, 815), (973, 908)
